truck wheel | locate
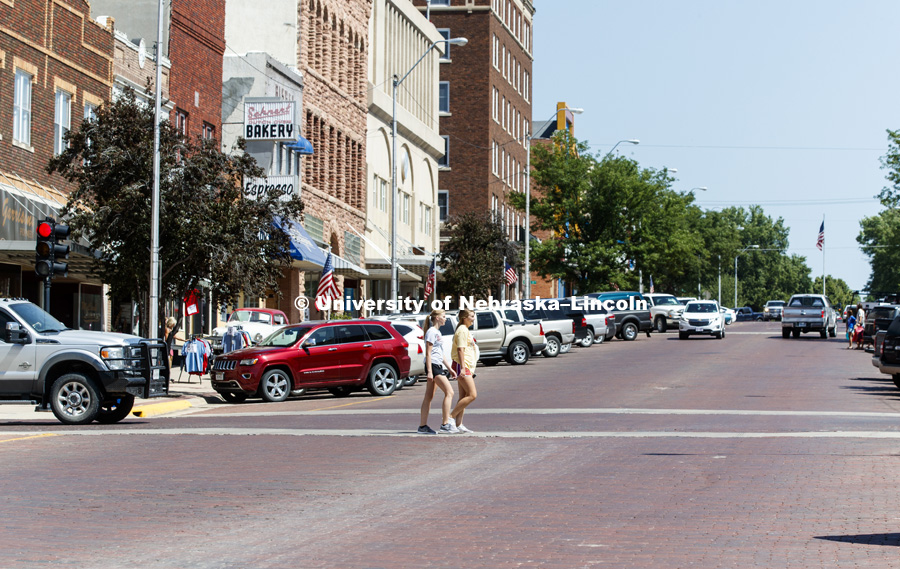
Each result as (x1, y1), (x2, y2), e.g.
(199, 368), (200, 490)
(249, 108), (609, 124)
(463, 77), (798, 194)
(560, 343), (572, 353)
(782, 328), (790, 339)
(220, 391), (248, 403)
(621, 322), (638, 341)
(578, 330), (594, 348)
(543, 336), (560, 358)
(792, 329), (800, 338)
(259, 369), (291, 402)
(507, 340), (530, 365)
(893, 374), (900, 390)
(50, 373), (102, 425)
(820, 329), (827, 339)
(95, 395), (135, 424)
(829, 326), (836, 338)
(655, 316), (667, 333)
(367, 363), (399, 396)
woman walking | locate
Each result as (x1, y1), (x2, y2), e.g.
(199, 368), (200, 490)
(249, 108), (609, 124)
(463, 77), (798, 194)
(855, 303), (867, 350)
(448, 309), (478, 434)
(418, 309), (456, 435)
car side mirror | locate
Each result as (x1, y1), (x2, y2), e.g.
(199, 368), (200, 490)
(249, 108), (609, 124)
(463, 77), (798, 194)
(304, 338), (317, 348)
(5, 322), (29, 345)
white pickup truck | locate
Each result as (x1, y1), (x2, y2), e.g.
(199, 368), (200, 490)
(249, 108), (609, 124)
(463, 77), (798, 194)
(781, 294), (837, 339)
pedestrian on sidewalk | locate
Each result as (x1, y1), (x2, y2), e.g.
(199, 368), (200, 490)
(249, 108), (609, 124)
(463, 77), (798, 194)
(448, 309), (478, 434)
(164, 316), (180, 366)
(417, 309), (456, 435)
(855, 303), (866, 350)
(846, 311), (856, 349)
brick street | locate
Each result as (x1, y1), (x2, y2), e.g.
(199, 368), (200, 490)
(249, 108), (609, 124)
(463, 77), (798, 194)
(1, 321), (898, 568)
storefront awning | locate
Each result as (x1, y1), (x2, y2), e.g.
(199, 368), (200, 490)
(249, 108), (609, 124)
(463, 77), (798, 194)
(365, 256), (439, 279)
(365, 267), (422, 283)
(324, 250), (368, 278)
(274, 216), (326, 270)
(285, 136), (314, 155)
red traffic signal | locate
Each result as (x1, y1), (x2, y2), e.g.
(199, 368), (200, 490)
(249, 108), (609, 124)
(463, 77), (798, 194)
(34, 218), (69, 279)
(37, 221), (53, 239)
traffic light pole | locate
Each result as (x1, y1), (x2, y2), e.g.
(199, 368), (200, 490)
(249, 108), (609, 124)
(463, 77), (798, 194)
(44, 276), (51, 313)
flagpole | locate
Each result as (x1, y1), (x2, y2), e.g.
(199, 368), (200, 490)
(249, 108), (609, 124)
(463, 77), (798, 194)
(432, 254), (437, 303)
(501, 256), (507, 302)
(822, 214), (826, 296)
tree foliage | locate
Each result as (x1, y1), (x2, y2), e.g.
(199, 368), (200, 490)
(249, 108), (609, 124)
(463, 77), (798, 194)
(439, 212), (520, 301)
(858, 129), (900, 295)
(47, 87), (304, 335)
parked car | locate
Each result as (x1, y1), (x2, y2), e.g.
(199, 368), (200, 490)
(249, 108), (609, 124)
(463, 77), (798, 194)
(679, 300), (726, 339)
(843, 304), (855, 323)
(676, 297), (697, 305)
(864, 305), (900, 347)
(586, 291), (653, 341)
(211, 320), (410, 402)
(644, 293), (685, 333)
(781, 294), (837, 338)
(763, 300), (786, 321)
(388, 320), (425, 387)
(501, 304), (574, 357)
(210, 308), (290, 352)
(719, 306), (736, 325)
(393, 313), (481, 364)
(871, 317), (900, 389)
(559, 299), (614, 346)
(469, 309), (545, 365)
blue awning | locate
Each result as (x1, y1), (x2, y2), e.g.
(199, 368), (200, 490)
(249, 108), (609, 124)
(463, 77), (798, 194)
(273, 217), (326, 266)
(285, 136), (314, 155)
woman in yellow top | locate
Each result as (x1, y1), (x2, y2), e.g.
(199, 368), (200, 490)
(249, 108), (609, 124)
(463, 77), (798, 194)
(449, 309), (477, 433)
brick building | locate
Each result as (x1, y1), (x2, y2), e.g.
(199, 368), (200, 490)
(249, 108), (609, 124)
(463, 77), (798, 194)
(0, 0), (114, 326)
(412, 0), (534, 257)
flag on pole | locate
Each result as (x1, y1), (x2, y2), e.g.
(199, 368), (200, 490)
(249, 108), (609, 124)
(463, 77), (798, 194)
(649, 276), (655, 294)
(816, 221), (825, 251)
(504, 261), (518, 285)
(424, 257), (436, 298)
(316, 253), (341, 305)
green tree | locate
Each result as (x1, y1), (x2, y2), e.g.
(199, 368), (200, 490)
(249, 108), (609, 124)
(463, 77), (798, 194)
(439, 212), (520, 301)
(812, 276), (857, 309)
(857, 129), (900, 294)
(47, 86), (304, 335)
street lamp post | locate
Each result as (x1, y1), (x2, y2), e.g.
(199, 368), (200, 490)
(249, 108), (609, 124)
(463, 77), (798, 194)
(603, 139), (640, 160)
(391, 36), (467, 311)
(734, 245), (759, 308)
(524, 107), (583, 299)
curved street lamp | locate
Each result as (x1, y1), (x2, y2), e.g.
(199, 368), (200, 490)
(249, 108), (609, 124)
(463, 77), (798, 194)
(524, 106), (583, 299)
(391, 36), (468, 310)
(603, 138), (639, 160)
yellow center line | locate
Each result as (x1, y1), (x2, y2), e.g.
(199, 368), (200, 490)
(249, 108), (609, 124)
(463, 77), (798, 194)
(307, 395), (395, 413)
(0, 433), (59, 444)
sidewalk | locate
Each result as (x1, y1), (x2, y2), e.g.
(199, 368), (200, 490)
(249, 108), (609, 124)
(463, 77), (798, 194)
(130, 374), (219, 417)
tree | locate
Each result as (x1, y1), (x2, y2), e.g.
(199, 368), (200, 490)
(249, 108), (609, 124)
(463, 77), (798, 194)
(857, 129), (900, 294)
(439, 212), (520, 301)
(812, 276), (857, 309)
(47, 87), (304, 336)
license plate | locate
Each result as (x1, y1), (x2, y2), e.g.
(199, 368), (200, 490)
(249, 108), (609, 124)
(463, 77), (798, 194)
(152, 369), (160, 380)
(215, 372), (224, 381)
(695, 327), (706, 332)
(797, 323), (807, 327)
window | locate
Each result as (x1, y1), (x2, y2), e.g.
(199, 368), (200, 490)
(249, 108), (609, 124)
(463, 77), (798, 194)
(492, 88), (498, 122)
(476, 312), (498, 329)
(54, 89), (72, 155)
(438, 190), (449, 221)
(84, 102), (97, 121)
(439, 82), (450, 114)
(13, 69), (33, 146)
(402, 192), (410, 224)
(502, 45), (507, 79)
(364, 324), (393, 341)
(438, 136), (449, 168)
(431, 0), (450, 4)
(420, 204), (432, 235)
(335, 325), (368, 344)
(380, 176), (388, 211)
(493, 35), (499, 69)
(202, 122), (215, 140)
(305, 326), (336, 346)
(492, 141), (498, 176)
(438, 29), (451, 60)
(175, 109), (188, 136)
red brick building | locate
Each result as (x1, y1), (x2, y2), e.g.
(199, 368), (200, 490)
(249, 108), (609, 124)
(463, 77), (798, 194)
(412, 0), (534, 249)
(0, 0), (114, 324)
(167, 0), (225, 142)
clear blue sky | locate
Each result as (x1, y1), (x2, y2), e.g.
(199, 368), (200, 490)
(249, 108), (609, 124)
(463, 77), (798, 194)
(532, 0), (899, 293)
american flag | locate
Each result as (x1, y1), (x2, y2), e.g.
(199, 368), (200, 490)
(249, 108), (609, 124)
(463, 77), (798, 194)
(816, 221), (824, 251)
(649, 275), (654, 294)
(504, 261), (518, 285)
(316, 253), (341, 304)
(424, 257), (436, 298)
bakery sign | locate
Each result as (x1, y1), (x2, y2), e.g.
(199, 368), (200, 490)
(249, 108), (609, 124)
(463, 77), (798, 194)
(244, 99), (296, 140)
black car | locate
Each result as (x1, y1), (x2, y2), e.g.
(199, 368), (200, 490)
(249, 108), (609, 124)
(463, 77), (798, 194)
(585, 291), (653, 341)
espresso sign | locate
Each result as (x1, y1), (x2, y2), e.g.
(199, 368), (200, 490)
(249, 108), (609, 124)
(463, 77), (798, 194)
(244, 100), (296, 140)
(244, 176), (297, 200)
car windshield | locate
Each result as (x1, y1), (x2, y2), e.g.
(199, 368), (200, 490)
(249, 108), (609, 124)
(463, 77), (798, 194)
(789, 297), (824, 307)
(686, 303), (717, 313)
(229, 311), (273, 324)
(10, 302), (68, 333)
(259, 326), (311, 347)
(767, 301), (785, 307)
(653, 296), (680, 306)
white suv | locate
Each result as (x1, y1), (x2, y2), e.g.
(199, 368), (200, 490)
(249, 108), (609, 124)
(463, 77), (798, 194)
(679, 300), (725, 340)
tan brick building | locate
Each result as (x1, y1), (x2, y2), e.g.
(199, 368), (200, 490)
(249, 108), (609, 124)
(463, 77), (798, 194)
(412, 0), (534, 259)
(0, 0), (114, 326)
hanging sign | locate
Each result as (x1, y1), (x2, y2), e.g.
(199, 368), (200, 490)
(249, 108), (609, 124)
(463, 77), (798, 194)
(243, 100), (296, 140)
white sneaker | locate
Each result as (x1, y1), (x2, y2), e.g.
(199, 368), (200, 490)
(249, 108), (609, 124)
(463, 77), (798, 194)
(439, 421), (459, 434)
(457, 424), (474, 433)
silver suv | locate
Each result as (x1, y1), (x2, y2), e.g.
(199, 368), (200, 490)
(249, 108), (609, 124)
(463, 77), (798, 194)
(0, 299), (169, 424)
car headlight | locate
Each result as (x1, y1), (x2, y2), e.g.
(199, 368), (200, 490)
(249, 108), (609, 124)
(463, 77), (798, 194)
(100, 346), (132, 371)
(240, 358), (258, 366)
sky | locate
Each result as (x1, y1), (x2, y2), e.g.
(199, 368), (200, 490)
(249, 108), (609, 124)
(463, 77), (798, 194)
(531, 0), (900, 293)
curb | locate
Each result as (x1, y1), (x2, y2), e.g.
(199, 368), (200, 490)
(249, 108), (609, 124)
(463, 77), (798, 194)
(131, 399), (194, 418)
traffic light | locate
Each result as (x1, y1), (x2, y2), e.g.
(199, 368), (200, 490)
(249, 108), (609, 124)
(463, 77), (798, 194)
(34, 218), (69, 279)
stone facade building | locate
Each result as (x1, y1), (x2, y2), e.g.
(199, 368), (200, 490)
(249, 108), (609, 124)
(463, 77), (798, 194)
(0, 0), (114, 327)
(365, 0), (444, 304)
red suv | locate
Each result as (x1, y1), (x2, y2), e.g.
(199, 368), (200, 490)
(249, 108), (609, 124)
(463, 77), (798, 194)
(211, 320), (410, 403)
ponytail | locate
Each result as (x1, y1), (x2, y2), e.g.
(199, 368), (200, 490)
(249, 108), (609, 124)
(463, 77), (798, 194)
(424, 308), (445, 333)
